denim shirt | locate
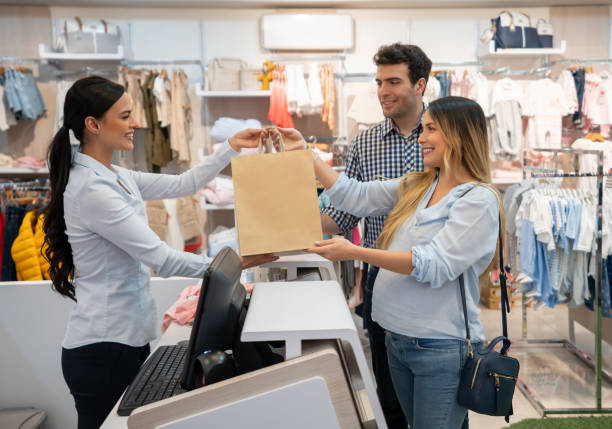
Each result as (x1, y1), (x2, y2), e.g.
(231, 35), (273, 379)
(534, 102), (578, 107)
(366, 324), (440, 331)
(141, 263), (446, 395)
(326, 173), (500, 341)
(62, 143), (239, 349)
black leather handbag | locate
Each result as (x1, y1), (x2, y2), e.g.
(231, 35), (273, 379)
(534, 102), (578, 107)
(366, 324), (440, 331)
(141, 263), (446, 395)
(456, 213), (520, 423)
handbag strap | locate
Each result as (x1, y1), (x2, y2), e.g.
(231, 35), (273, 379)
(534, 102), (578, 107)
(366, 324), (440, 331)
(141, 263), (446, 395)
(457, 185), (511, 358)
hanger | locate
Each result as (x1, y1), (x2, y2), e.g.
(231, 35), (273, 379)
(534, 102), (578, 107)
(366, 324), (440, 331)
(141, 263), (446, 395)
(585, 132), (605, 142)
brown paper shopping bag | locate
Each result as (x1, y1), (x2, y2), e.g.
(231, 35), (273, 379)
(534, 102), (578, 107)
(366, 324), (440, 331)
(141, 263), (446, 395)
(231, 134), (322, 256)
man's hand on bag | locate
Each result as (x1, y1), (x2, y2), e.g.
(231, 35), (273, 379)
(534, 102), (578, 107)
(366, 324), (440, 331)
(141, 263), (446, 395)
(264, 127), (307, 151)
(241, 253), (279, 269)
(229, 128), (263, 152)
(306, 237), (358, 262)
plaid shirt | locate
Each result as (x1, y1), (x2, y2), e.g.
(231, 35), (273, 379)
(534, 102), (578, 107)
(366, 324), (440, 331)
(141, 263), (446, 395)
(322, 114), (424, 248)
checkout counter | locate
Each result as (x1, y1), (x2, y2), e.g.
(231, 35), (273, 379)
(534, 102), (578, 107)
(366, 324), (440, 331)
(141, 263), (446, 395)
(100, 257), (387, 429)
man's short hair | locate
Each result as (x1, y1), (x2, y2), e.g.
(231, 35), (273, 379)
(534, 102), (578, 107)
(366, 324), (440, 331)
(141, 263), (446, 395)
(373, 43), (432, 85)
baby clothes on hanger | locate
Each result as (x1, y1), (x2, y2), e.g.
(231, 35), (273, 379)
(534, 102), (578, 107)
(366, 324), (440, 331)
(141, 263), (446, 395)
(169, 70), (192, 163)
(320, 65), (335, 131)
(118, 68), (148, 128)
(490, 79), (524, 160)
(0, 79), (17, 131)
(153, 73), (172, 128)
(423, 74), (441, 104)
(307, 62), (324, 115)
(572, 69), (586, 126)
(570, 137), (612, 191)
(473, 72), (490, 117)
(3, 69), (46, 121)
(348, 80), (384, 126)
(524, 79), (573, 150)
(582, 72), (602, 123)
(556, 69), (579, 117)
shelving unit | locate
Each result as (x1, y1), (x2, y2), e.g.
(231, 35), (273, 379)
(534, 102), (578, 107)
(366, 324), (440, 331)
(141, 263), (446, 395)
(194, 83), (270, 98)
(484, 40), (566, 56)
(492, 176), (522, 185)
(38, 43), (124, 61)
(202, 203), (235, 211)
(0, 167), (49, 179)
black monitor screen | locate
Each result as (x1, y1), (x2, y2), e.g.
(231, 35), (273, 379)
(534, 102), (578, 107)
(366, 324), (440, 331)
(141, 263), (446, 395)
(180, 246), (245, 390)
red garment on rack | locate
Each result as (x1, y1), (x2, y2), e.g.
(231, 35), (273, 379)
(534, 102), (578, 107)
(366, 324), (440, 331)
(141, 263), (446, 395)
(267, 68), (294, 128)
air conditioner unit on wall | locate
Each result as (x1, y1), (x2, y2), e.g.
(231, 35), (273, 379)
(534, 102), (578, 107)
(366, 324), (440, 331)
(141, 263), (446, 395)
(261, 14), (354, 51)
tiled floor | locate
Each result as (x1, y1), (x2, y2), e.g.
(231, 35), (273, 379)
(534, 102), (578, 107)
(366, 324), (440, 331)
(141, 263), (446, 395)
(353, 302), (612, 428)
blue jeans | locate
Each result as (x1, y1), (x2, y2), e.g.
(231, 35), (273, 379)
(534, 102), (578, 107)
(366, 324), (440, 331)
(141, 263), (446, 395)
(364, 267), (407, 428)
(385, 332), (476, 429)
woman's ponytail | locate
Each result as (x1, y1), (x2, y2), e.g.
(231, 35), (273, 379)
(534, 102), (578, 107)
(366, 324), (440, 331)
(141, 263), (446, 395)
(43, 125), (76, 300)
(43, 76), (125, 301)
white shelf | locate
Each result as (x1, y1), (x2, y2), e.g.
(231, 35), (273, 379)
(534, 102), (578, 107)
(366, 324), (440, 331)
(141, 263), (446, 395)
(485, 40), (566, 56)
(195, 83), (270, 98)
(0, 167), (49, 177)
(203, 203), (235, 210)
(492, 176), (522, 185)
(38, 43), (124, 61)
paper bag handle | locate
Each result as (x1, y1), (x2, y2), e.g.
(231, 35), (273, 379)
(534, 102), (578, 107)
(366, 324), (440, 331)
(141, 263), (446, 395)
(258, 131), (285, 154)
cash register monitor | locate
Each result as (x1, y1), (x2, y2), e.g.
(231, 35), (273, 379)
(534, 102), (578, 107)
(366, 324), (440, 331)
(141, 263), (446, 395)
(117, 247), (260, 416)
(180, 246), (245, 390)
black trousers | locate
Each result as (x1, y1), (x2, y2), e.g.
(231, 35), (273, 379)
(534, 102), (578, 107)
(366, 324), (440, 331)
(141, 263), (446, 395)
(62, 342), (150, 429)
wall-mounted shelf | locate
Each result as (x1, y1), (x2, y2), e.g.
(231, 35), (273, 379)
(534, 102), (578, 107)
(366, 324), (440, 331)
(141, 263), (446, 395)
(202, 202), (235, 211)
(195, 83), (270, 98)
(484, 40), (566, 56)
(0, 167), (49, 178)
(492, 176), (522, 185)
(38, 43), (124, 61)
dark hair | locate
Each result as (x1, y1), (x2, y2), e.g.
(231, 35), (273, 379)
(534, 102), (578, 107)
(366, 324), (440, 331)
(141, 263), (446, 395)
(43, 76), (124, 301)
(373, 43), (432, 85)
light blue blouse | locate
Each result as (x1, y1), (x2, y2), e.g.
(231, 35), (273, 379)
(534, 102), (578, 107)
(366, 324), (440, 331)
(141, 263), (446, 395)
(326, 173), (500, 341)
(62, 143), (239, 349)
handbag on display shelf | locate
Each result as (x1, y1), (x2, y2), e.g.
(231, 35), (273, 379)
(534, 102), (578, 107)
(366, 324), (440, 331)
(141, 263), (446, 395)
(207, 58), (246, 91)
(536, 19), (554, 48)
(231, 133), (322, 256)
(491, 11), (540, 50)
(455, 186), (520, 423)
(55, 17), (121, 54)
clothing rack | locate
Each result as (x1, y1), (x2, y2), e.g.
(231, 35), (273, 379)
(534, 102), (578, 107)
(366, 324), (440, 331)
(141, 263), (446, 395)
(516, 147), (612, 415)
(483, 66), (551, 77)
(54, 66), (116, 78)
(122, 59), (205, 85)
(552, 58), (612, 65)
(304, 135), (347, 144)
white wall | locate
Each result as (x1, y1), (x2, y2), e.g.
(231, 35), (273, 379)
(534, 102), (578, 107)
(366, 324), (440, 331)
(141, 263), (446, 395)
(0, 278), (195, 429)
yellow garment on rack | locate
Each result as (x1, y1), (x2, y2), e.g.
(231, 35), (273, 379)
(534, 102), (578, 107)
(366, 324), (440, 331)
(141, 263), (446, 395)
(35, 213), (51, 279)
(11, 210), (50, 281)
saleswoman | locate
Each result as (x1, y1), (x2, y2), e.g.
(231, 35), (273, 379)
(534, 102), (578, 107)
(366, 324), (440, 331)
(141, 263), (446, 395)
(272, 96), (504, 429)
(43, 76), (276, 429)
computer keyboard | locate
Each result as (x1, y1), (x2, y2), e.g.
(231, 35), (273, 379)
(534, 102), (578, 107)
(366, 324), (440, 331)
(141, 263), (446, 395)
(117, 344), (188, 416)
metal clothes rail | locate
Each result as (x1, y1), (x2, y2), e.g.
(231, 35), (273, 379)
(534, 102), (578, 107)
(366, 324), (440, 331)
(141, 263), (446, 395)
(517, 147), (612, 415)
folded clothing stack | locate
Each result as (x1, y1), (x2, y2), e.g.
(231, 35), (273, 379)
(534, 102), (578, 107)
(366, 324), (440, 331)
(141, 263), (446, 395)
(14, 156), (46, 169)
(207, 226), (238, 257)
(210, 117), (262, 142)
(201, 175), (234, 206)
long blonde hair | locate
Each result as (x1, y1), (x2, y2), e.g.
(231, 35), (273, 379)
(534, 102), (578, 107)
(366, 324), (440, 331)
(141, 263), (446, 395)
(377, 96), (505, 280)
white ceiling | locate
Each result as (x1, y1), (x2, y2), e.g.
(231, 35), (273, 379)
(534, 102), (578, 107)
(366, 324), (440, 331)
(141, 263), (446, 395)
(1, 0), (612, 8)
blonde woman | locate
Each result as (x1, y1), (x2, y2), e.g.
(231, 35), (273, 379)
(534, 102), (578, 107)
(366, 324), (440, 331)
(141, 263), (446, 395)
(271, 96), (504, 429)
